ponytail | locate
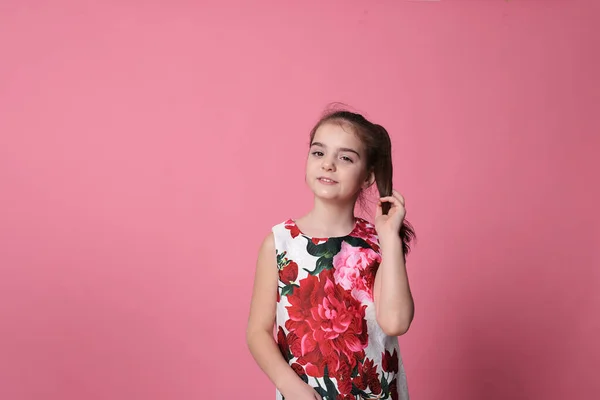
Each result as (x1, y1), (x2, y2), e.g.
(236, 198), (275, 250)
(373, 124), (416, 256)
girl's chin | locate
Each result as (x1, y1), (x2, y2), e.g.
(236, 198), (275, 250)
(310, 189), (355, 204)
(306, 181), (360, 201)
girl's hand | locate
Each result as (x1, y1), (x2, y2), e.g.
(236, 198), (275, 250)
(375, 189), (406, 241)
(280, 380), (322, 400)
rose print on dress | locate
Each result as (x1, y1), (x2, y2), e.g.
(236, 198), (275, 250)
(332, 241), (381, 302)
(350, 220), (381, 252)
(284, 220), (302, 238)
(273, 218), (408, 400)
(303, 236), (374, 277)
(352, 358), (382, 396)
(382, 349), (399, 374)
(277, 250), (299, 297)
(285, 268), (369, 378)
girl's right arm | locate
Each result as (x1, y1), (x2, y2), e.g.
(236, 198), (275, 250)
(246, 232), (321, 400)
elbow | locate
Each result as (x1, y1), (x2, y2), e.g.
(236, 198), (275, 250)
(380, 321), (411, 337)
(376, 302), (415, 336)
(246, 329), (261, 358)
(245, 329), (252, 347)
(377, 313), (413, 337)
(245, 325), (258, 350)
(245, 325), (270, 352)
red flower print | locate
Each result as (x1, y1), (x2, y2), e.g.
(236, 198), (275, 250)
(337, 375), (352, 395)
(284, 269), (369, 378)
(352, 219), (380, 252)
(336, 395), (354, 400)
(362, 262), (378, 299)
(286, 331), (302, 357)
(284, 220), (302, 238)
(335, 363), (352, 395)
(353, 373), (367, 391)
(291, 362), (306, 377)
(352, 358), (382, 395)
(279, 260), (298, 285)
(382, 348), (399, 373)
(332, 241), (381, 302)
(276, 327), (290, 362)
(389, 378), (399, 400)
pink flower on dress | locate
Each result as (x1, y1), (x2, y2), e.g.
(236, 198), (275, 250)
(332, 241), (381, 302)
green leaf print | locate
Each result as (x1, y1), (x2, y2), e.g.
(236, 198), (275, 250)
(323, 366), (339, 398)
(351, 384), (369, 398)
(281, 283), (299, 297)
(306, 237), (343, 258)
(276, 250), (287, 269)
(304, 256), (333, 275)
(381, 374), (390, 399)
(343, 235), (372, 249)
(314, 386), (327, 398)
(351, 363), (360, 378)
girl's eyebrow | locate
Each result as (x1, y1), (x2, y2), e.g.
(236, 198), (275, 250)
(310, 142), (361, 158)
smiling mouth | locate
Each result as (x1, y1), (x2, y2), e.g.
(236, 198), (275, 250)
(318, 177), (338, 184)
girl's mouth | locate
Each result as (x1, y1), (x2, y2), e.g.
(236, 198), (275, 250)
(318, 177), (338, 184)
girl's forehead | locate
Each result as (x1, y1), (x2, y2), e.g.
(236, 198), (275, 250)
(313, 122), (363, 149)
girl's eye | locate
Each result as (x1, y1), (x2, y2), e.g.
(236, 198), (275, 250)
(340, 156), (354, 163)
(312, 151), (324, 157)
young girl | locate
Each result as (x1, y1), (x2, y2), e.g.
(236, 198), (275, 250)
(246, 108), (416, 400)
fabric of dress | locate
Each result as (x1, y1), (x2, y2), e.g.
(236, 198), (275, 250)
(272, 217), (409, 400)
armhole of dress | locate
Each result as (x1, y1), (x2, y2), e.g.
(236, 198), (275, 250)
(271, 222), (286, 268)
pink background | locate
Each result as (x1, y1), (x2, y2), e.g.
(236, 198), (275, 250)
(1, 1), (599, 399)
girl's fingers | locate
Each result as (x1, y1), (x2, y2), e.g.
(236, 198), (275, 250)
(378, 192), (406, 219)
(379, 196), (402, 207)
(375, 198), (384, 218)
(391, 189), (406, 206)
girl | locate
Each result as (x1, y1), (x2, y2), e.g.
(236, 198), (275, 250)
(246, 108), (416, 400)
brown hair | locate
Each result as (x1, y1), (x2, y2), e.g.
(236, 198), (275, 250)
(309, 106), (416, 256)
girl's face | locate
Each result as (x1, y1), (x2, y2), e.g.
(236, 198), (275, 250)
(306, 122), (373, 203)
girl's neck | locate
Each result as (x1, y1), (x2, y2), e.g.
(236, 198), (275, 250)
(301, 197), (357, 238)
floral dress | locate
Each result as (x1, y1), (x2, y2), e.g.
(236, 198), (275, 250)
(273, 217), (409, 400)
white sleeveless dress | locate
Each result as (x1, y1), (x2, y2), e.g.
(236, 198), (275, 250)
(272, 217), (409, 400)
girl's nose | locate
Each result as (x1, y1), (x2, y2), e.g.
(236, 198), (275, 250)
(321, 158), (335, 171)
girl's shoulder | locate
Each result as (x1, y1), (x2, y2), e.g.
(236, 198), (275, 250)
(271, 218), (301, 241)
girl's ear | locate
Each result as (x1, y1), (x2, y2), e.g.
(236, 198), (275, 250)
(363, 169), (376, 189)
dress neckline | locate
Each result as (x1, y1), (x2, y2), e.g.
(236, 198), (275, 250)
(290, 217), (360, 240)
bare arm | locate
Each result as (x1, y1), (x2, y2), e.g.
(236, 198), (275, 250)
(373, 190), (415, 336)
(246, 232), (315, 397)
(373, 236), (414, 336)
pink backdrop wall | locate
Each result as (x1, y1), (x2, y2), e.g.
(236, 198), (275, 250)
(1, 1), (598, 399)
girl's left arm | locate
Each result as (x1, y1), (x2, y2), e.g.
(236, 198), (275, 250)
(373, 190), (414, 336)
(374, 236), (414, 336)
